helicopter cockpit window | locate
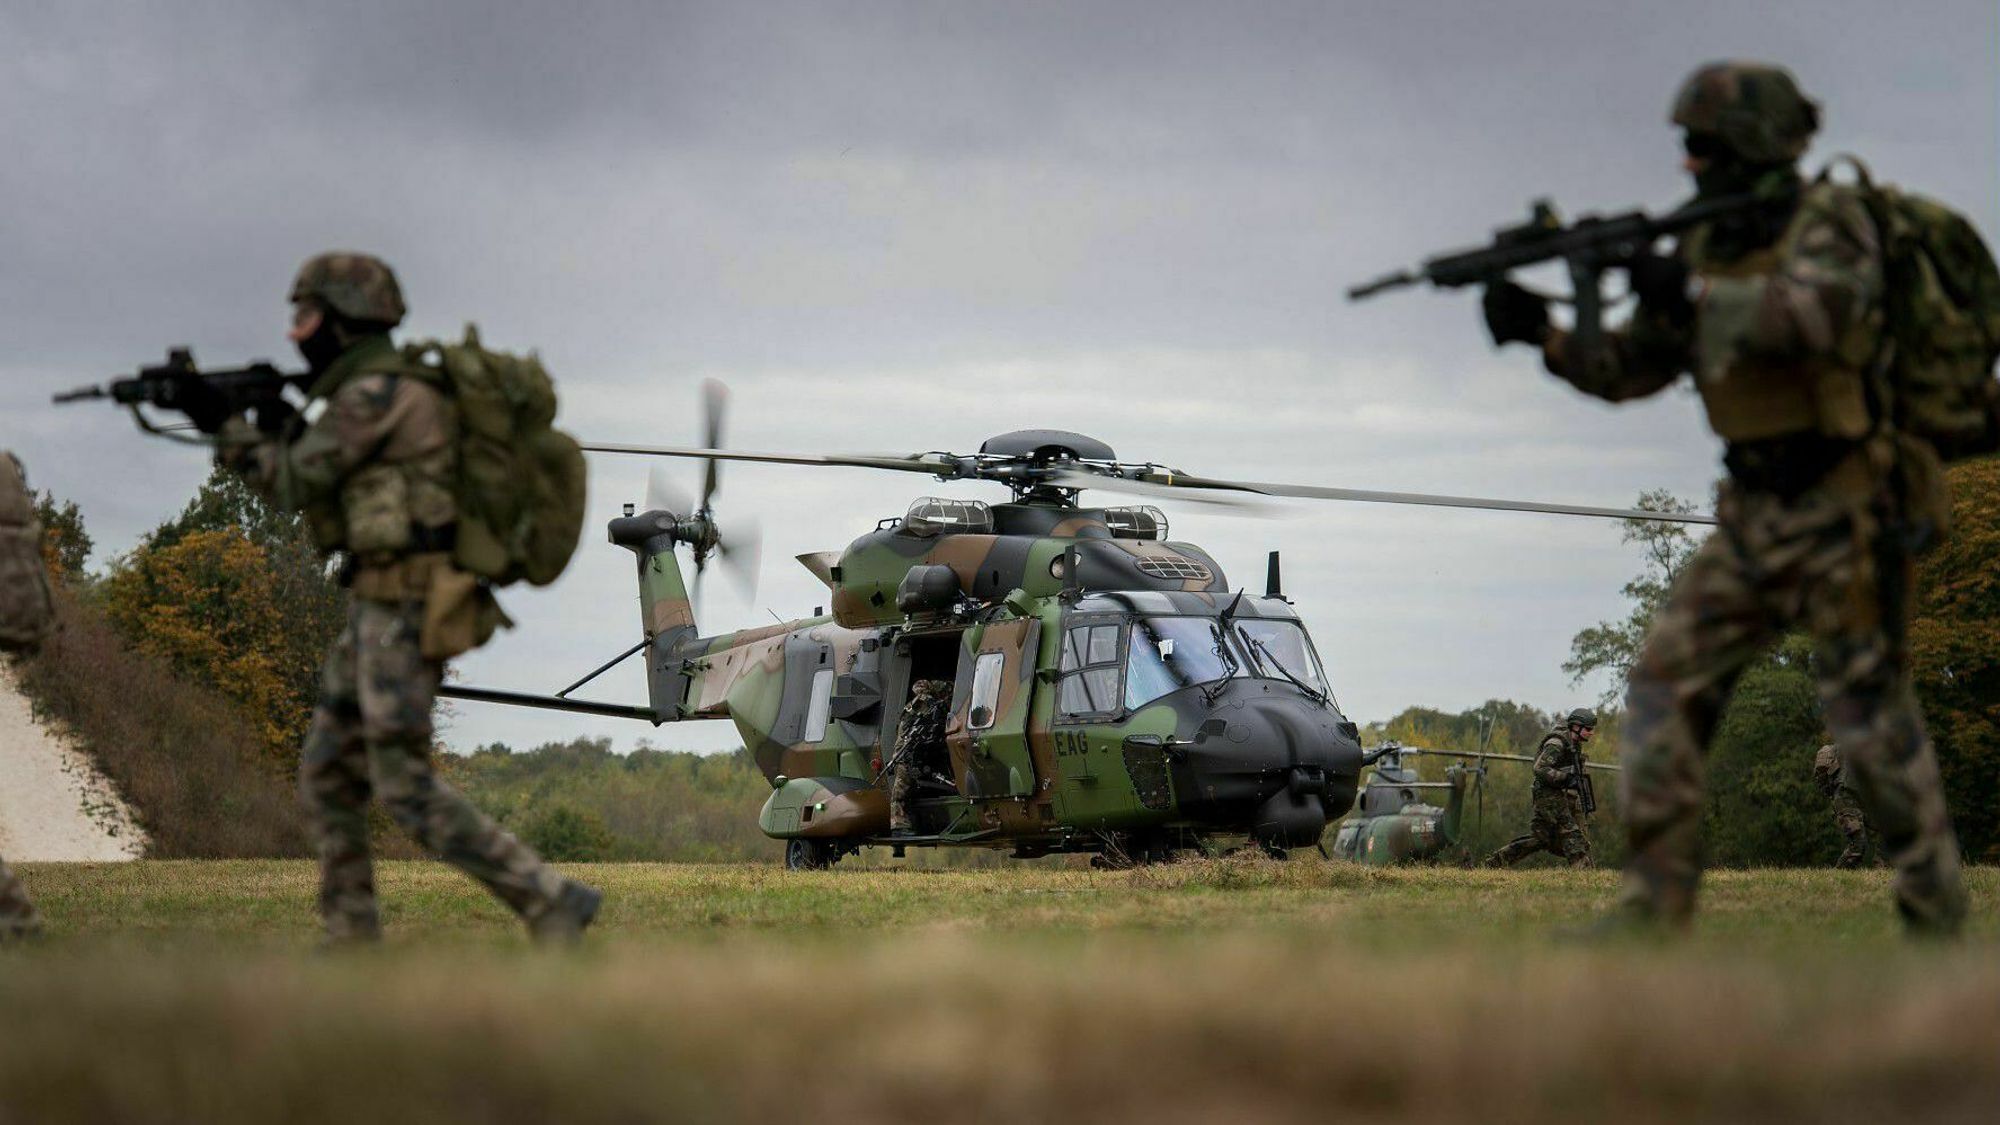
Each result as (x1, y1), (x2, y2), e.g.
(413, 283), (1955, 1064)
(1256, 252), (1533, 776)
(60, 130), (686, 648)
(1058, 622), (1123, 716)
(967, 652), (1006, 729)
(803, 668), (835, 743)
(902, 498), (994, 538)
(1123, 616), (1248, 710)
(1232, 619), (1334, 702)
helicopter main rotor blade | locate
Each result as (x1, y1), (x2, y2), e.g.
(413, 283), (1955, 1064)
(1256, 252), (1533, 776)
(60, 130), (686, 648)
(1054, 469), (1716, 525)
(581, 442), (956, 478)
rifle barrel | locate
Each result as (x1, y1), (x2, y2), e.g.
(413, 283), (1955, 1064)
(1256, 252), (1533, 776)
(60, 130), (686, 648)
(1347, 271), (1418, 301)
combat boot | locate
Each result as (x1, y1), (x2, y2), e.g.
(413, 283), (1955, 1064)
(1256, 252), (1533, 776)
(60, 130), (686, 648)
(528, 878), (603, 947)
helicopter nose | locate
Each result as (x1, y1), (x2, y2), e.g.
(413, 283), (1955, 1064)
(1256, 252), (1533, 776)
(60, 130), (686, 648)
(1172, 688), (1363, 848)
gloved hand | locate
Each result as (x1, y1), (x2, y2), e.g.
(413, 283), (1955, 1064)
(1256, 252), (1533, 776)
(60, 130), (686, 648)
(1482, 280), (1551, 347)
(1626, 250), (1694, 326)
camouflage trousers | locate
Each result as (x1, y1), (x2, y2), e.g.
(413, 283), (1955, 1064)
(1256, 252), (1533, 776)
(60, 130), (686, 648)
(1618, 481), (1965, 932)
(887, 757), (915, 832)
(1830, 787), (1880, 869)
(1485, 791), (1591, 868)
(0, 851), (41, 941)
(302, 598), (567, 941)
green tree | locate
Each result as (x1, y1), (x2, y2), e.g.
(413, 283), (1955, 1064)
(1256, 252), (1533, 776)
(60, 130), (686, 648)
(100, 467), (348, 767)
(1564, 489), (1702, 703)
(1910, 458), (2000, 863)
(520, 804), (618, 862)
(35, 492), (92, 585)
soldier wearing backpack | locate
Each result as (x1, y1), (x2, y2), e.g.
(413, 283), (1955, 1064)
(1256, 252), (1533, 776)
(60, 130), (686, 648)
(0, 451), (54, 944)
(1480, 62), (1993, 936)
(218, 252), (600, 946)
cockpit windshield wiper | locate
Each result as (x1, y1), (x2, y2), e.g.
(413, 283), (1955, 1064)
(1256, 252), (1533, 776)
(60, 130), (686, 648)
(1200, 623), (1240, 706)
(1245, 633), (1327, 707)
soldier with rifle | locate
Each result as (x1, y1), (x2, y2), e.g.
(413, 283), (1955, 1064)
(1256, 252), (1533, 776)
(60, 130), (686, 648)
(1484, 708), (1597, 869)
(56, 253), (604, 947)
(1359, 62), (1975, 936)
(885, 679), (952, 839)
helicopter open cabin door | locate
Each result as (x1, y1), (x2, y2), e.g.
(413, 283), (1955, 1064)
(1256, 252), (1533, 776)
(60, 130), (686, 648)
(944, 618), (1041, 799)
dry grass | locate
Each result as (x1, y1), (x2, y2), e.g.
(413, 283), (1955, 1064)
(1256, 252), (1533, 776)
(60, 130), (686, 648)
(16, 595), (306, 858)
(0, 859), (1994, 1124)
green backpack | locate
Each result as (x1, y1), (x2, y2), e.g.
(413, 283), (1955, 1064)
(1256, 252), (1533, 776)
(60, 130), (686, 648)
(404, 325), (587, 587)
(1841, 160), (2000, 461)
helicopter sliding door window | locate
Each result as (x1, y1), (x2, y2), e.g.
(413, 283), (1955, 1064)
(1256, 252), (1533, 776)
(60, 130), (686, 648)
(802, 668), (835, 743)
(1057, 621), (1123, 717)
(967, 652), (1006, 729)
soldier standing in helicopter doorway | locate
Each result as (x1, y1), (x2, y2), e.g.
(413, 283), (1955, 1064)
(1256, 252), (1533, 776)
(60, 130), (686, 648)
(887, 679), (952, 838)
(1484, 708), (1598, 869)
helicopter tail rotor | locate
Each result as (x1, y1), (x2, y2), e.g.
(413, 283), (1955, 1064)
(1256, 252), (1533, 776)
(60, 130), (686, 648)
(685, 379), (761, 609)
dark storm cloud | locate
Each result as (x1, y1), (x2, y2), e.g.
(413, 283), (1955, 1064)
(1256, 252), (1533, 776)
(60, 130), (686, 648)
(2, 0), (1992, 751)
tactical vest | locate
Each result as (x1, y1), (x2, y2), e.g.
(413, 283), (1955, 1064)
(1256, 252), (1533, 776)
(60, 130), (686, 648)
(0, 453), (56, 652)
(1683, 180), (1881, 444)
(1532, 728), (1579, 796)
(299, 342), (458, 562)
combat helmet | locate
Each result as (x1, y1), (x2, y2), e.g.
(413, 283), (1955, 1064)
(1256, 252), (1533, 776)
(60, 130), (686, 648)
(1565, 707), (1598, 729)
(1671, 61), (1820, 165)
(289, 252), (407, 327)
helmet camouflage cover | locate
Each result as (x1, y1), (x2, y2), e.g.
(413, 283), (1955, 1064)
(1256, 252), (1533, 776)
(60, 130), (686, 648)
(1565, 707), (1599, 729)
(289, 251), (407, 326)
(1671, 61), (1820, 164)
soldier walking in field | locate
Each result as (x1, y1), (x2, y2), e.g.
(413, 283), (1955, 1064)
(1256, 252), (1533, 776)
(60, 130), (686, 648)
(1814, 742), (1880, 869)
(886, 679), (952, 838)
(218, 253), (600, 946)
(1480, 62), (1971, 935)
(1484, 707), (1597, 869)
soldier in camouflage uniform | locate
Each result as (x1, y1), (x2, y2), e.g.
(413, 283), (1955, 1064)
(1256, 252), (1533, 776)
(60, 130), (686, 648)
(1814, 742), (1879, 868)
(0, 855), (41, 944)
(1481, 62), (1966, 934)
(219, 252), (601, 945)
(0, 451), (50, 943)
(886, 679), (952, 837)
(1484, 707), (1596, 868)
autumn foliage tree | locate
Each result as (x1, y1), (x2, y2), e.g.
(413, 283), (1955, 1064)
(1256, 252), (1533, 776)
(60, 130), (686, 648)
(101, 467), (346, 767)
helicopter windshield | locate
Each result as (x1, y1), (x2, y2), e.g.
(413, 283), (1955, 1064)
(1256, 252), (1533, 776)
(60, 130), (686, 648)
(1231, 619), (1334, 702)
(1123, 616), (1249, 710)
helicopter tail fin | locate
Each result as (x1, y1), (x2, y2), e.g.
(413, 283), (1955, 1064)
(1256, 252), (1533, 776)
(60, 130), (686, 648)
(608, 510), (700, 720)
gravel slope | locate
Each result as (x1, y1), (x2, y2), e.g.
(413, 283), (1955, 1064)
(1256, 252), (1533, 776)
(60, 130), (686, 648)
(0, 659), (144, 861)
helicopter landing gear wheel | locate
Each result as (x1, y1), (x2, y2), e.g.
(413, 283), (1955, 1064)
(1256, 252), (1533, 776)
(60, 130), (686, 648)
(784, 838), (841, 871)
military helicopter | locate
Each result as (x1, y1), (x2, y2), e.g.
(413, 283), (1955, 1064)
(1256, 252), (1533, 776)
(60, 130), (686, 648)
(444, 386), (1710, 869)
(1329, 741), (1623, 866)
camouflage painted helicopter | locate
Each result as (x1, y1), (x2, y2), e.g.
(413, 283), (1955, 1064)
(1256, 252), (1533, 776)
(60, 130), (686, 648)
(1329, 741), (1623, 865)
(445, 387), (1710, 869)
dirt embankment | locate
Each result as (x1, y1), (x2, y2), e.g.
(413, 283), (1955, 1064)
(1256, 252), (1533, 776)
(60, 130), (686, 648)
(0, 659), (145, 861)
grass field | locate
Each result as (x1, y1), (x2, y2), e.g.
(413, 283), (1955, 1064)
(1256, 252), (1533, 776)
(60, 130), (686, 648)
(3, 857), (1997, 1124)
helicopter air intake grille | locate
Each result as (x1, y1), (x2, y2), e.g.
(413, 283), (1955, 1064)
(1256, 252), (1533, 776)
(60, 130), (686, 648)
(1136, 556), (1212, 582)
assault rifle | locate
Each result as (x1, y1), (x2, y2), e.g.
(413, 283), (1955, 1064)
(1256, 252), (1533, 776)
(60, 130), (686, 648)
(1347, 186), (1793, 361)
(53, 348), (307, 441)
(1571, 742), (1598, 816)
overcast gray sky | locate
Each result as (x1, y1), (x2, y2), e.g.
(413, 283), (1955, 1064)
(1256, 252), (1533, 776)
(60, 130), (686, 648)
(3, 0), (1994, 754)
